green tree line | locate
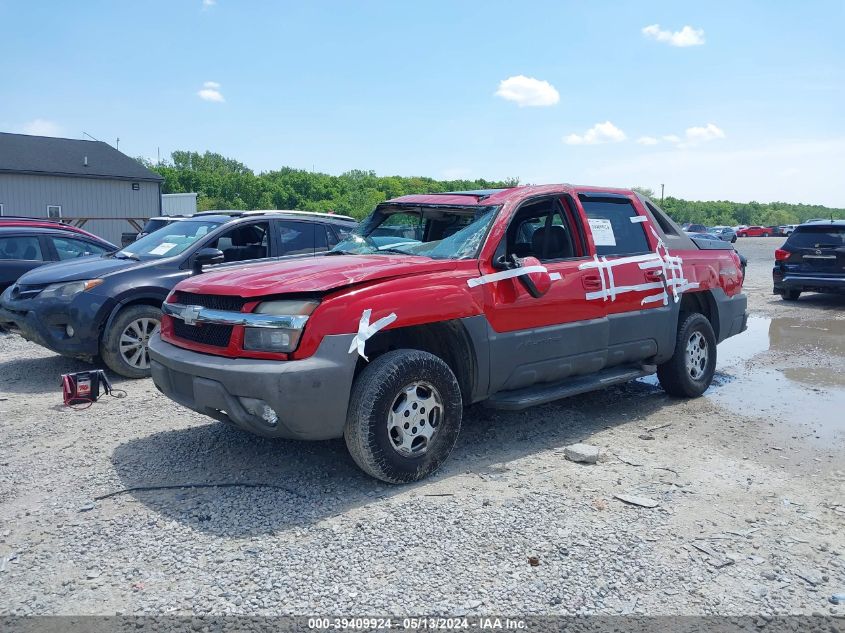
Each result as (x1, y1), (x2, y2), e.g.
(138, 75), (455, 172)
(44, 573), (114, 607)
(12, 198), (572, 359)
(140, 152), (843, 225)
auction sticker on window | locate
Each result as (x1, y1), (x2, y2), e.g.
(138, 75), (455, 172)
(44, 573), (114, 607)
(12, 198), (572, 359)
(149, 242), (177, 256)
(588, 218), (616, 246)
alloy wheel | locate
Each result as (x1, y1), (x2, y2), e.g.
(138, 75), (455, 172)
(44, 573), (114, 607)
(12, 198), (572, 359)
(387, 381), (443, 457)
(685, 331), (708, 380)
(119, 317), (159, 370)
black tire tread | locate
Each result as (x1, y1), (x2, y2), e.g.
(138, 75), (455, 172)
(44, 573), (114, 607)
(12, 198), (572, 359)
(657, 312), (717, 398)
(345, 349), (462, 484)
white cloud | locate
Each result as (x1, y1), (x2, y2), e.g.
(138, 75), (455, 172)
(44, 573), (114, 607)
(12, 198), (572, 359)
(197, 81), (224, 102)
(648, 125), (725, 148)
(642, 24), (705, 47)
(20, 118), (62, 137)
(495, 75), (560, 107)
(684, 123), (725, 143)
(202, 0), (216, 7)
(564, 121), (627, 145)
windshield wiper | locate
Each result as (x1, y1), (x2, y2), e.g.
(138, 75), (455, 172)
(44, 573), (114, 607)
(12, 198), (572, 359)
(325, 249), (355, 256)
(114, 252), (140, 261)
(374, 247), (413, 255)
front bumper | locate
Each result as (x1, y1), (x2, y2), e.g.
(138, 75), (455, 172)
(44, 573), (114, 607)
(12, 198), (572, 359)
(148, 333), (359, 440)
(0, 287), (113, 358)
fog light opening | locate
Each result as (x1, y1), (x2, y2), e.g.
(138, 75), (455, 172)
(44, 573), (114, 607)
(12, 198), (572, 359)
(238, 397), (279, 427)
(65, 325), (75, 337)
(260, 405), (278, 426)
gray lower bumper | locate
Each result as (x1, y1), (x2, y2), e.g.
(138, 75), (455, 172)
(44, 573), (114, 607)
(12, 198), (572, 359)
(148, 333), (358, 440)
(713, 290), (748, 343)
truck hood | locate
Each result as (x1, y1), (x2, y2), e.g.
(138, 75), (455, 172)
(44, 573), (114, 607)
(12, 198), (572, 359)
(16, 254), (161, 285)
(175, 255), (458, 297)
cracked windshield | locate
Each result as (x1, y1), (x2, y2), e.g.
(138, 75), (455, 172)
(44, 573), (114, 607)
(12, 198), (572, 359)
(331, 207), (497, 259)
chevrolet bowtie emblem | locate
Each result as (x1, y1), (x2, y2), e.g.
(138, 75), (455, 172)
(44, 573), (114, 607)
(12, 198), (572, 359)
(180, 305), (202, 325)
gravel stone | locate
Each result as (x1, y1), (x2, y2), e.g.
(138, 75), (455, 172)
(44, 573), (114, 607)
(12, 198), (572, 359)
(0, 239), (843, 617)
(564, 443), (599, 464)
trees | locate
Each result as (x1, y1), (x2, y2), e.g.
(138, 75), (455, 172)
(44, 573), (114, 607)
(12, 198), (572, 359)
(143, 153), (845, 223)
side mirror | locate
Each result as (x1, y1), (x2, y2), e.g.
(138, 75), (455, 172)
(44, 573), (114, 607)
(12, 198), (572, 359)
(516, 256), (552, 298)
(191, 248), (224, 275)
(493, 253), (519, 270)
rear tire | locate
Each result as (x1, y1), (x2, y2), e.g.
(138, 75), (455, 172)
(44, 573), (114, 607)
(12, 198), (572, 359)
(657, 313), (717, 398)
(100, 305), (161, 378)
(344, 349), (463, 483)
(782, 290), (801, 301)
(762, 232), (770, 237)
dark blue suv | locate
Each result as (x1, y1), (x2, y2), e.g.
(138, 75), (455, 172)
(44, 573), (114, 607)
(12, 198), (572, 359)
(773, 221), (845, 300)
(0, 211), (357, 377)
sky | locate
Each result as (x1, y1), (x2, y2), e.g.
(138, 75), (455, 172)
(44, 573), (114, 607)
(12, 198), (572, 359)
(1, 0), (843, 206)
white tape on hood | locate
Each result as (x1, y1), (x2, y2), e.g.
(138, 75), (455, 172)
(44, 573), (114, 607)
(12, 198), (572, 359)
(348, 309), (397, 361)
(467, 265), (550, 288)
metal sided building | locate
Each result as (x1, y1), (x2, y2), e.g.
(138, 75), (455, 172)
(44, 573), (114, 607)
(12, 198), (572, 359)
(0, 132), (163, 246)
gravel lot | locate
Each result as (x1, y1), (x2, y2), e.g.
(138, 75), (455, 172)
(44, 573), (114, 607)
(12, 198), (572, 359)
(0, 237), (843, 617)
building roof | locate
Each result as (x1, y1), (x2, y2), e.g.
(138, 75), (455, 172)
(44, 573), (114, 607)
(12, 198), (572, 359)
(0, 132), (163, 182)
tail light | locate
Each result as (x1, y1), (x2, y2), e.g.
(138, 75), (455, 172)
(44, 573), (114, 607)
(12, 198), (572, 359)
(774, 248), (790, 261)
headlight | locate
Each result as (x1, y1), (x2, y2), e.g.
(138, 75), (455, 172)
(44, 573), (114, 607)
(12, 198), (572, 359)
(243, 299), (319, 352)
(39, 279), (103, 299)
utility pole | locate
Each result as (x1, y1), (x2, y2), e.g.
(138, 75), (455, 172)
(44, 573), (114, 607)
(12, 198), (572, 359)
(116, 137), (120, 150)
(660, 183), (665, 204)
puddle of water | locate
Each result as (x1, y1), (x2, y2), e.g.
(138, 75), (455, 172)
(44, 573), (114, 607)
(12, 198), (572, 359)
(641, 314), (845, 440)
(709, 314), (845, 439)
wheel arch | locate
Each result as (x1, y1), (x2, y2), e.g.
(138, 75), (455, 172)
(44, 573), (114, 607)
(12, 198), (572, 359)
(678, 290), (719, 341)
(100, 293), (167, 340)
(355, 319), (479, 405)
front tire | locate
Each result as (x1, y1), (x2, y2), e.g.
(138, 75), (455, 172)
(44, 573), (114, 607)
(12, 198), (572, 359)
(100, 305), (161, 378)
(344, 349), (463, 483)
(657, 313), (717, 398)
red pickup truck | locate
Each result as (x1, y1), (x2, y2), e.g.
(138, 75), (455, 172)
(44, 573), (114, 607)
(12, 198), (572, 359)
(148, 185), (747, 483)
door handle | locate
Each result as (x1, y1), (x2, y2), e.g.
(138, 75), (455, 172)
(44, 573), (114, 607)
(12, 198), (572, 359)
(582, 275), (602, 290)
(645, 269), (664, 282)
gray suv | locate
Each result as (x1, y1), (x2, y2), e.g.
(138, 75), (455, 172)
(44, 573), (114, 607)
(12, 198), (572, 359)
(0, 210), (357, 377)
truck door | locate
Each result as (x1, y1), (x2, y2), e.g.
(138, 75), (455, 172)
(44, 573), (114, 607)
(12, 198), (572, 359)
(575, 193), (679, 365)
(480, 194), (610, 394)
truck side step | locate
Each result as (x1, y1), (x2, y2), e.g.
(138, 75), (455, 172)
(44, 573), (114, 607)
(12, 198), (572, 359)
(483, 364), (656, 411)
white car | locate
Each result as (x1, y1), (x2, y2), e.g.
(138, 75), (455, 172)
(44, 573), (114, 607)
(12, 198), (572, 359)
(779, 224), (798, 236)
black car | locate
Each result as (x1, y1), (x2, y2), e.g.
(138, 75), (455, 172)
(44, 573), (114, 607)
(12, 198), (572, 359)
(773, 221), (845, 300)
(0, 226), (116, 294)
(0, 211), (358, 377)
(121, 216), (192, 247)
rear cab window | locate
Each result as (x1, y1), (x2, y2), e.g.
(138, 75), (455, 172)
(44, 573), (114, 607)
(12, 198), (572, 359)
(579, 195), (651, 256)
